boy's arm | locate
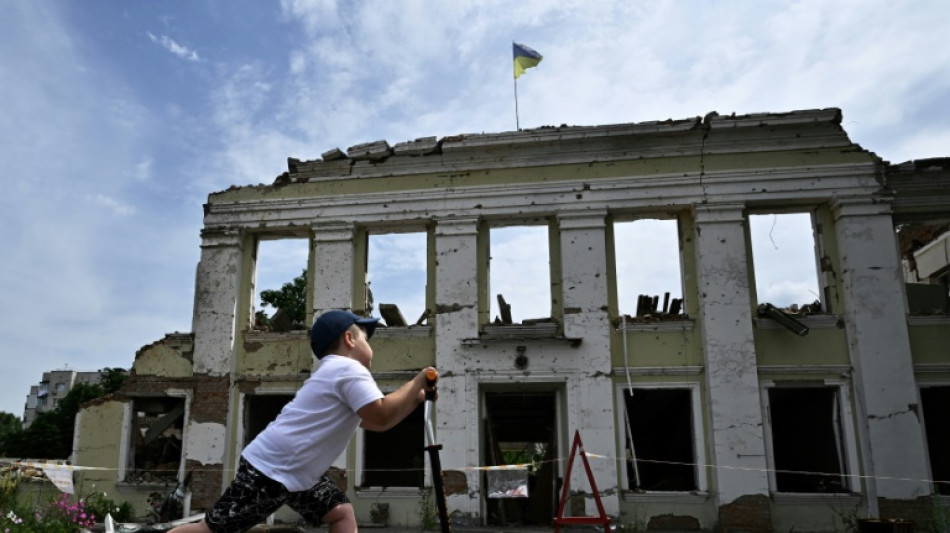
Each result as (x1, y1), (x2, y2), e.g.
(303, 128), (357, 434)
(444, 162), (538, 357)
(357, 367), (434, 432)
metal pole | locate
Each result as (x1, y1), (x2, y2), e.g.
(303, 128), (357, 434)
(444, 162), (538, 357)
(514, 76), (520, 130)
(424, 369), (451, 533)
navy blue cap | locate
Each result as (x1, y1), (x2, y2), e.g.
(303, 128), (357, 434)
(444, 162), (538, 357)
(309, 309), (379, 359)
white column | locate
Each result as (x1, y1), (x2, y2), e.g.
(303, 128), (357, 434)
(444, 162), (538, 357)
(693, 203), (770, 505)
(311, 223), (356, 314)
(557, 211), (618, 517)
(192, 228), (244, 376)
(832, 197), (930, 504)
(190, 228), (244, 492)
(433, 218), (481, 517)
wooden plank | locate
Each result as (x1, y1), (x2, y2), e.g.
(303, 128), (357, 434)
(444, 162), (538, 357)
(143, 401), (185, 446)
(379, 303), (407, 327)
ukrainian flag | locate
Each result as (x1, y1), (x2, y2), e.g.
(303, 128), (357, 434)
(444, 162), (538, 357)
(513, 42), (542, 79)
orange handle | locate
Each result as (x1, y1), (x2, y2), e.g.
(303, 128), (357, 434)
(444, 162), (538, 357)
(425, 368), (439, 387)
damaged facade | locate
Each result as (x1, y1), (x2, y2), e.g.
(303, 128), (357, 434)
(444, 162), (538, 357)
(72, 108), (950, 531)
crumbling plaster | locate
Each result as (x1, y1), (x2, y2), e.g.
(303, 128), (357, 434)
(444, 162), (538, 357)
(133, 334), (194, 377)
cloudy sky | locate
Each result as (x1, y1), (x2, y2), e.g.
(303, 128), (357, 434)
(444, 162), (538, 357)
(2, 1), (949, 418)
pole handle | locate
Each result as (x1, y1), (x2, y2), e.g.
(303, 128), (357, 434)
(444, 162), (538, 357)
(425, 368), (439, 401)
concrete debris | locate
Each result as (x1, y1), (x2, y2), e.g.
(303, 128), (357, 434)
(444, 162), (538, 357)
(757, 303), (809, 336)
(320, 148), (347, 161)
(392, 136), (439, 156)
(346, 140), (392, 161)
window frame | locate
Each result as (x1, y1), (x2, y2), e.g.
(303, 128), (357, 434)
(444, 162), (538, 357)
(615, 382), (708, 496)
(760, 380), (860, 495)
(918, 382), (950, 496)
(611, 216), (687, 321)
(119, 391), (191, 485)
(485, 219), (554, 328)
(747, 209), (827, 314)
(354, 386), (429, 496)
(364, 227), (431, 328)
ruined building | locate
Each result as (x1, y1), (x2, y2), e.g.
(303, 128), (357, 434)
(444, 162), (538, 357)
(73, 108), (950, 531)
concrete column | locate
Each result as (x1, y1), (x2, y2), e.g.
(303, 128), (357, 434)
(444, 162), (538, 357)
(192, 228), (244, 376)
(311, 222), (356, 314)
(832, 197), (931, 507)
(190, 227), (244, 504)
(432, 218), (481, 517)
(693, 204), (770, 506)
(557, 211), (619, 517)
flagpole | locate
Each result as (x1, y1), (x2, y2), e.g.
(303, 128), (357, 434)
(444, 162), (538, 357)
(514, 75), (520, 130)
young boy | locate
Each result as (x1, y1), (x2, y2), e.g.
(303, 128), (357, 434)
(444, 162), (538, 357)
(169, 309), (436, 533)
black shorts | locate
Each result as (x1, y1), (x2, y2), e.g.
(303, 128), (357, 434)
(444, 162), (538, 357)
(204, 457), (348, 533)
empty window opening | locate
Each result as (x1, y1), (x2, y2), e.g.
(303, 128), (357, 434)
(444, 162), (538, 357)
(767, 387), (848, 493)
(254, 238), (309, 332)
(361, 403), (424, 488)
(243, 394), (293, 447)
(489, 225), (551, 325)
(623, 388), (696, 491)
(367, 232), (427, 327)
(483, 391), (557, 527)
(899, 224), (950, 314)
(614, 219), (684, 321)
(749, 213), (822, 313)
(921, 386), (950, 495)
(126, 397), (185, 484)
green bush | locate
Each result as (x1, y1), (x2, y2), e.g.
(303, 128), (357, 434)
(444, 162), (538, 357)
(82, 490), (134, 523)
(0, 471), (17, 511)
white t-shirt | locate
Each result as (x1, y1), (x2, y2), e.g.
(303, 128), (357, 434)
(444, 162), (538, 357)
(241, 355), (384, 492)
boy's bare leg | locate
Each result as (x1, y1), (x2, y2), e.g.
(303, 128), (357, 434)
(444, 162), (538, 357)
(323, 502), (358, 533)
(167, 519), (214, 533)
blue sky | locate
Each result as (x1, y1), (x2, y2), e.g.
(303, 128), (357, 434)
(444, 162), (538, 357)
(2, 1), (949, 418)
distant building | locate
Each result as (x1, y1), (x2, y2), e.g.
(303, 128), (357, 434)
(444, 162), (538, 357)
(23, 369), (118, 427)
(73, 109), (950, 532)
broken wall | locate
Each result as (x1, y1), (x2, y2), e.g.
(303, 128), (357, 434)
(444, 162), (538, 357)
(74, 109), (950, 531)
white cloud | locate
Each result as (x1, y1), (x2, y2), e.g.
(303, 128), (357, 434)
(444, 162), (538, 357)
(135, 157), (153, 181)
(87, 193), (136, 216)
(148, 32), (200, 62)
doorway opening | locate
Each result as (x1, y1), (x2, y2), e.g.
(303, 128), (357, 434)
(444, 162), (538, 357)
(482, 390), (558, 527)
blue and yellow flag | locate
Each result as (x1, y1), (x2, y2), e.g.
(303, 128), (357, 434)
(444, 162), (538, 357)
(513, 42), (542, 79)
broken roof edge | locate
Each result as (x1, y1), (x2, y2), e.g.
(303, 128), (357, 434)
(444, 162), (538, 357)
(285, 107), (843, 172)
(888, 157), (950, 173)
(204, 108), (852, 197)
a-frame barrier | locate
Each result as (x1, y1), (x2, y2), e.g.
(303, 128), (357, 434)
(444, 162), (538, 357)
(553, 430), (611, 533)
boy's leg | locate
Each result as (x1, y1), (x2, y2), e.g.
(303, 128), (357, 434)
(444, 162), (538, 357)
(285, 474), (355, 532)
(322, 503), (357, 533)
(201, 457), (289, 533)
(167, 520), (214, 533)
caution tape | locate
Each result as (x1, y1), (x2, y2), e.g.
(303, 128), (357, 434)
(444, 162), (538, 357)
(4, 454), (948, 488)
(1, 459), (111, 471)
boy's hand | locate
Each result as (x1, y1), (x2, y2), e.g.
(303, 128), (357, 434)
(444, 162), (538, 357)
(421, 367), (439, 402)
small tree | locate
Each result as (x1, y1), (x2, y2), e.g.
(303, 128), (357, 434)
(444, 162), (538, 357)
(0, 411), (22, 456)
(257, 269), (307, 330)
(100, 367), (129, 393)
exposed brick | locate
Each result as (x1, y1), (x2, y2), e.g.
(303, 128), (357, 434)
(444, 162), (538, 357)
(443, 470), (467, 495)
(878, 496), (934, 532)
(718, 494), (772, 533)
(649, 513), (702, 531)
